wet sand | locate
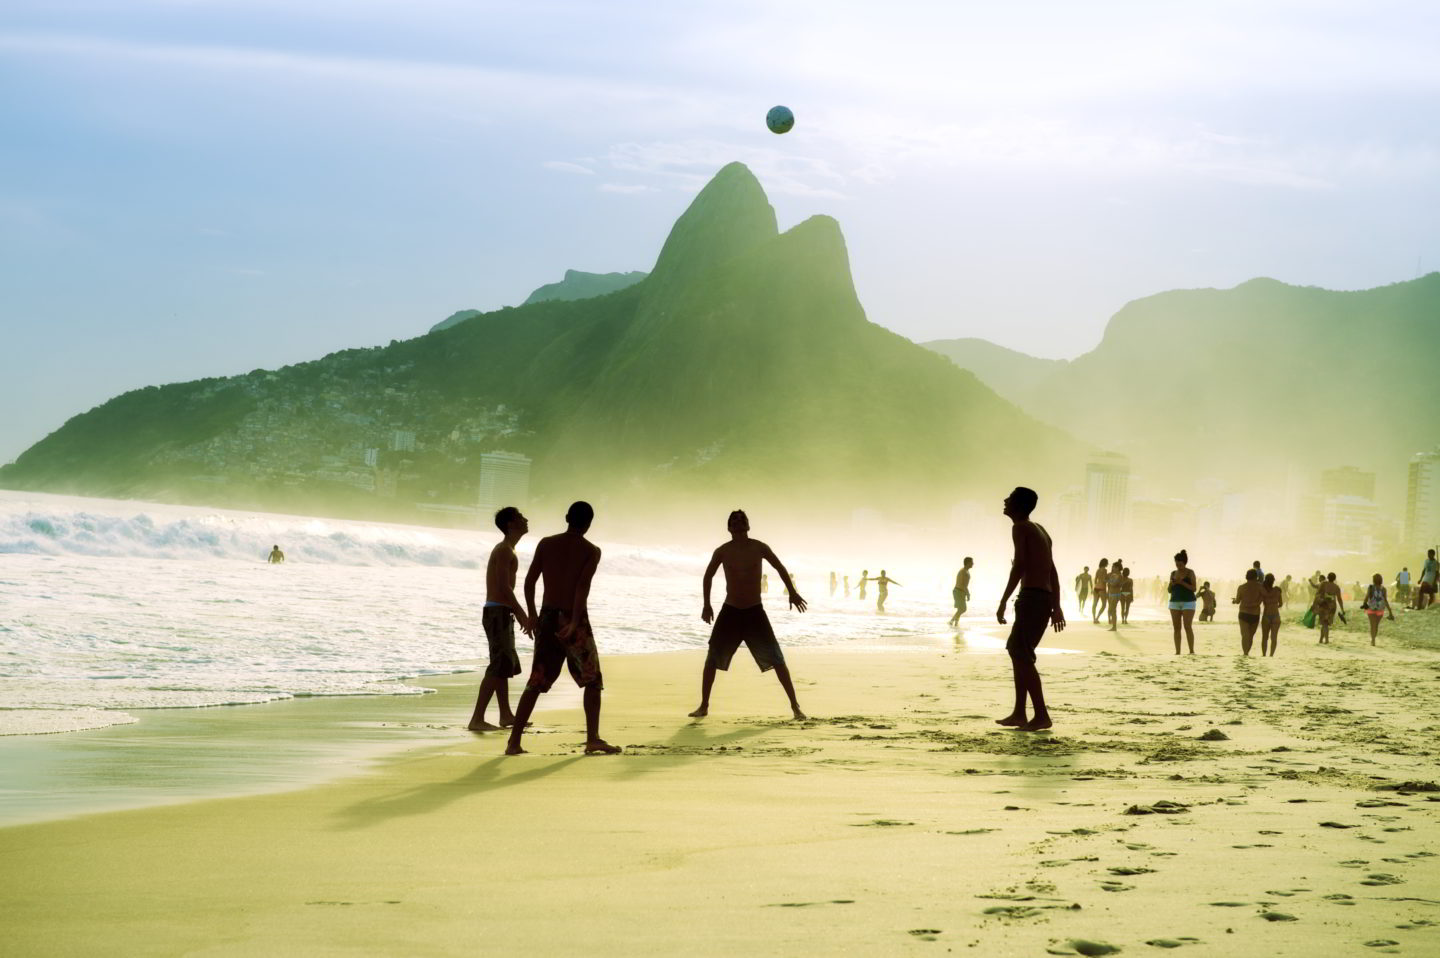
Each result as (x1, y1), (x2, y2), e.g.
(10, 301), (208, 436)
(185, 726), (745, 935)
(3, 609), (1438, 956)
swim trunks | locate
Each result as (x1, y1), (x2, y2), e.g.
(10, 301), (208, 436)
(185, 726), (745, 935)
(526, 606), (603, 693)
(482, 605), (522, 679)
(953, 588), (967, 613)
(706, 603), (786, 672)
(1005, 588), (1053, 664)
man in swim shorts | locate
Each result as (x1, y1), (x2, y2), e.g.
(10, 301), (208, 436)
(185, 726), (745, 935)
(1074, 566), (1091, 614)
(950, 557), (973, 627)
(1419, 550), (1439, 610)
(691, 510), (807, 720)
(468, 506), (532, 731)
(1232, 568), (1265, 655)
(995, 486), (1065, 732)
(505, 501), (619, 756)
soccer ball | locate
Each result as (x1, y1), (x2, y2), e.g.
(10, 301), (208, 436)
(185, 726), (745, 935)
(765, 105), (795, 134)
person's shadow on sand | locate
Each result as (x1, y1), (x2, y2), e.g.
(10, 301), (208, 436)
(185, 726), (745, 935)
(330, 755), (583, 830)
(607, 720), (772, 783)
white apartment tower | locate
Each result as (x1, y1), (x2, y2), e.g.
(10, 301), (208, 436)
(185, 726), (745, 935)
(1085, 451), (1130, 542)
(1406, 448), (1440, 550)
(477, 451), (531, 516)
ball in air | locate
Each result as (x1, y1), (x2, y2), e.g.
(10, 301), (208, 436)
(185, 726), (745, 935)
(765, 105), (795, 134)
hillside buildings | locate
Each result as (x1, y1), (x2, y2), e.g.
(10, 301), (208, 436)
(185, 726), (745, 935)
(476, 451), (531, 516)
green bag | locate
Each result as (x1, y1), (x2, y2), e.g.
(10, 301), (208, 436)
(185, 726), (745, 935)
(1302, 608), (1317, 629)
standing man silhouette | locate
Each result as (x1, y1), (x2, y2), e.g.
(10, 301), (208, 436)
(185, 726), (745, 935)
(267, 545), (285, 564)
(467, 507), (532, 731)
(995, 487), (1064, 731)
(690, 510), (807, 720)
(950, 557), (973, 627)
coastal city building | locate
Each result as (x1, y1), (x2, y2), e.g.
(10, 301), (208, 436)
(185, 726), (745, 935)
(476, 451), (531, 515)
(1406, 448), (1440, 549)
(1084, 451), (1129, 541)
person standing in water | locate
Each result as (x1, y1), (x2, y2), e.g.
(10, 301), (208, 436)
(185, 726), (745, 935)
(829, 571), (837, 597)
(468, 507), (533, 731)
(267, 545), (285, 564)
(950, 558), (973, 627)
(1198, 581), (1217, 622)
(1260, 572), (1283, 657)
(691, 510), (807, 721)
(1091, 558), (1109, 623)
(1074, 566), (1092, 614)
(1362, 573), (1395, 645)
(995, 486), (1064, 732)
(843, 574), (851, 598)
(1232, 568), (1265, 655)
(856, 570), (869, 601)
(873, 570), (901, 613)
(1311, 572), (1345, 644)
(1166, 550), (1197, 654)
(505, 501), (619, 756)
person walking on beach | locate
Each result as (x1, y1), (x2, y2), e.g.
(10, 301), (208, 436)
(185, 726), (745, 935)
(1418, 549), (1439, 610)
(505, 501), (620, 756)
(950, 558), (973, 627)
(690, 510), (807, 721)
(1232, 568), (1265, 655)
(1395, 567), (1410, 606)
(1105, 560), (1124, 631)
(873, 570), (901, 613)
(1166, 550), (1197, 654)
(1260, 572), (1283, 657)
(1075, 566), (1091, 614)
(467, 507), (532, 732)
(995, 486), (1064, 732)
(1281, 574), (1293, 609)
(1091, 558), (1109, 623)
(1198, 581), (1217, 622)
(1362, 573), (1395, 645)
(1311, 572), (1345, 644)
(856, 570), (869, 601)
(267, 545), (285, 564)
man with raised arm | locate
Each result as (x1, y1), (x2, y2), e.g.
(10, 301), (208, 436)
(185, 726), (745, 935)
(467, 506), (532, 732)
(691, 510), (808, 721)
(995, 486), (1065, 732)
(505, 501), (619, 756)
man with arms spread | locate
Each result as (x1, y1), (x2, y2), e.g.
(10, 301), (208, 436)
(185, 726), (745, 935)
(505, 501), (620, 755)
(950, 557), (974, 627)
(995, 486), (1065, 732)
(467, 507), (532, 732)
(691, 510), (807, 721)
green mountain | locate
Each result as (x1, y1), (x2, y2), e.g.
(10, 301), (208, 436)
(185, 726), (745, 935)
(923, 337), (1067, 408)
(0, 163), (1077, 529)
(929, 275), (1440, 511)
(521, 269), (647, 306)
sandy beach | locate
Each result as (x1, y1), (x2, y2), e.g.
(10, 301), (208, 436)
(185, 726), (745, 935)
(4, 609), (1438, 957)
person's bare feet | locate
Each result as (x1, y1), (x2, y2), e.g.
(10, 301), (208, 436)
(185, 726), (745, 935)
(504, 742), (527, 755)
(687, 706), (708, 718)
(584, 739), (622, 755)
(791, 707), (807, 721)
(996, 713), (1026, 727)
(498, 718), (530, 728)
(468, 721), (503, 732)
(1023, 715), (1053, 731)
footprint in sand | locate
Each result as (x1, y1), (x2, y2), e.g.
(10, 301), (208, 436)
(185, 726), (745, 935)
(1260, 911), (1298, 922)
(1045, 940), (1122, 956)
(1145, 938), (1202, 948)
(1099, 880), (1134, 892)
(907, 928), (942, 941)
(1359, 873), (1404, 886)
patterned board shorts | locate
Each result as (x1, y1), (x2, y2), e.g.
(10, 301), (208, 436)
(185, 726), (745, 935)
(482, 605), (522, 680)
(526, 607), (603, 693)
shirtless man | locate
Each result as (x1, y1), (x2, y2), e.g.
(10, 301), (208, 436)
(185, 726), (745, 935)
(691, 510), (807, 720)
(267, 545), (285, 564)
(995, 487), (1065, 732)
(1311, 571), (1345, 644)
(950, 557), (973, 627)
(505, 502), (619, 756)
(1280, 574), (1293, 608)
(1232, 568), (1265, 655)
(467, 507), (532, 731)
(873, 569), (901, 613)
(856, 570), (869, 601)
(1074, 566), (1091, 615)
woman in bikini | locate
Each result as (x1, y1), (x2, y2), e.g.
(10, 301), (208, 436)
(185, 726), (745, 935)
(1361, 573), (1395, 646)
(1232, 568), (1265, 655)
(1091, 558), (1109, 624)
(1259, 572), (1283, 657)
(1166, 549), (1198, 654)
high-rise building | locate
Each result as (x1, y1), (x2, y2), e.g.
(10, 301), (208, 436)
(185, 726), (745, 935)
(1321, 466), (1375, 501)
(1322, 496), (1378, 554)
(390, 430), (417, 453)
(1084, 452), (1130, 541)
(1406, 448), (1440, 549)
(477, 451), (531, 516)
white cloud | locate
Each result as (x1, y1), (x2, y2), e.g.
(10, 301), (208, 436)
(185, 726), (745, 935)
(542, 160), (595, 175)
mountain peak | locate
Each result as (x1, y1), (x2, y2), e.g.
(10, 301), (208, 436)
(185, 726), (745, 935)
(649, 162), (778, 287)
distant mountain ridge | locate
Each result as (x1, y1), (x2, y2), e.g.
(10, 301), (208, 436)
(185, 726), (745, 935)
(921, 338), (1067, 408)
(429, 270), (648, 333)
(1, 163), (1076, 527)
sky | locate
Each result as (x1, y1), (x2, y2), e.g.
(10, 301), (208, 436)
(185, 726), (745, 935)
(2, 0), (1438, 464)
